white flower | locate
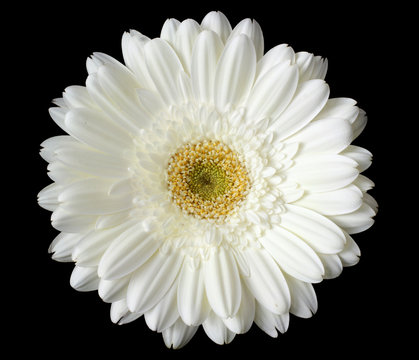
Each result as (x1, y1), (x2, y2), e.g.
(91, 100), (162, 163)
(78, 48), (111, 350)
(38, 11), (377, 349)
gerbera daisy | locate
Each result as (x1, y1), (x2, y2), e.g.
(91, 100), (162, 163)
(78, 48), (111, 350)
(38, 11), (377, 348)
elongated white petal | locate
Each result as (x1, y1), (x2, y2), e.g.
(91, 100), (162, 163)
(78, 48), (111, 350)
(54, 145), (131, 179)
(201, 11), (232, 43)
(286, 276), (318, 318)
(70, 266), (99, 292)
(65, 108), (133, 156)
(51, 206), (97, 233)
(191, 30), (224, 104)
(273, 79), (330, 141)
(174, 19), (201, 72)
(288, 154), (359, 193)
(160, 18), (180, 45)
(338, 232), (361, 266)
(49, 106), (68, 132)
(38, 183), (61, 211)
(223, 284), (255, 334)
(214, 34), (256, 110)
(98, 223), (162, 280)
(98, 275), (130, 303)
(121, 30), (155, 90)
(58, 178), (134, 215)
(261, 226), (324, 283)
(63, 85), (97, 109)
(73, 221), (135, 266)
(294, 185), (363, 216)
(162, 318), (198, 349)
(49, 232), (83, 262)
(177, 263), (210, 326)
(329, 202), (376, 234)
(243, 248), (290, 315)
(245, 62), (298, 123)
(145, 38), (184, 106)
(351, 108), (367, 140)
(317, 97), (359, 124)
(341, 145), (372, 172)
(97, 63), (151, 131)
(145, 279), (179, 332)
(127, 251), (183, 313)
(286, 118), (353, 155)
(202, 311), (236, 345)
(318, 254), (343, 279)
(228, 18), (264, 60)
(204, 246), (241, 318)
(256, 44), (295, 80)
(280, 204), (346, 254)
(254, 302), (289, 337)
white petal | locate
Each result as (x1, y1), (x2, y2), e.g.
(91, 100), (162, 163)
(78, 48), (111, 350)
(243, 248), (290, 315)
(261, 226), (324, 283)
(98, 275), (130, 303)
(160, 18), (180, 45)
(145, 278), (179, 332)
(329, 202), (375, 234)
(54, 145), (131, 179)
(295, 52), (316, 83)
(318, 254), (343, 279)
(286, 276), (318, 318)
(72, 220), (135, 266)
(49, 232), (82, 262)
(228, 18), (264, 60)
(204, 246), (241, 318)
(58, 178), (134, 215)
(294, 185), (363, 216)
(177, 263), (210, 326)
(280, 204), (346, 254)
(201, 11), (232, 43)
(254, 302), (289, 337)
(191, 30), (224, 104)
(214, 34), (256, 110)
(98, 223), (162, 280)
(273, 79), (330, 141)
(96, 63), (151, 130)
(317, 97), (359, 124)
(51, 206), (97, 233)
(121, 30), (155, 90)
(49, 106), (68, 132)
(86, 52), (122, 75)
(288, 154), (359, 193)
(162, 318), (198, 349)
(245, 62), (298, 123)
(65, 108), (133, 156)
(174, 19), (201, 72)
(310, 56), (328, 80)
(110, 299), (129, 324)
(38, 183), (61, 211)
(223, 284), (255, 334)
(354, 174), (375, 192)
(256, 44), (295, 80)
(339, 232), (361, 266)
(70, 266), (99, 292)
(127, 251), (183, 313)
(351, 108), (367, 140)
(144, 38), (184, 106)
(202, 311), (236, 345)
(62, 85), (97, 109)
(341, 145), (372, 172)
(286, 118), (353, 155)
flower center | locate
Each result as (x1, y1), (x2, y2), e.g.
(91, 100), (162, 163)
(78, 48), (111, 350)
(167, 140), (250, 221)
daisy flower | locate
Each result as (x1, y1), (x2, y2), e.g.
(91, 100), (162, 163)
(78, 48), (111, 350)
(38, 11), (377, 348)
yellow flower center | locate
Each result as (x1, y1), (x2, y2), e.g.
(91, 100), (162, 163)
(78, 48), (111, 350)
(167, 140), (250, 221)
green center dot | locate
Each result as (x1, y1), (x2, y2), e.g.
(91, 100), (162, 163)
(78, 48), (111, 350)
(188, 162), (230, 200)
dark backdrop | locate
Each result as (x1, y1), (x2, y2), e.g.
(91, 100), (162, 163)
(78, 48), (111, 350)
(13, 0), (407, 357)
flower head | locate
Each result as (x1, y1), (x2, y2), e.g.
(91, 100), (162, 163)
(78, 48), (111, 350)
(38, 11), (377, 348)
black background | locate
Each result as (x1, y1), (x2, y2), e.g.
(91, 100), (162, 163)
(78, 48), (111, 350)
(11, 0), (409, 357)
